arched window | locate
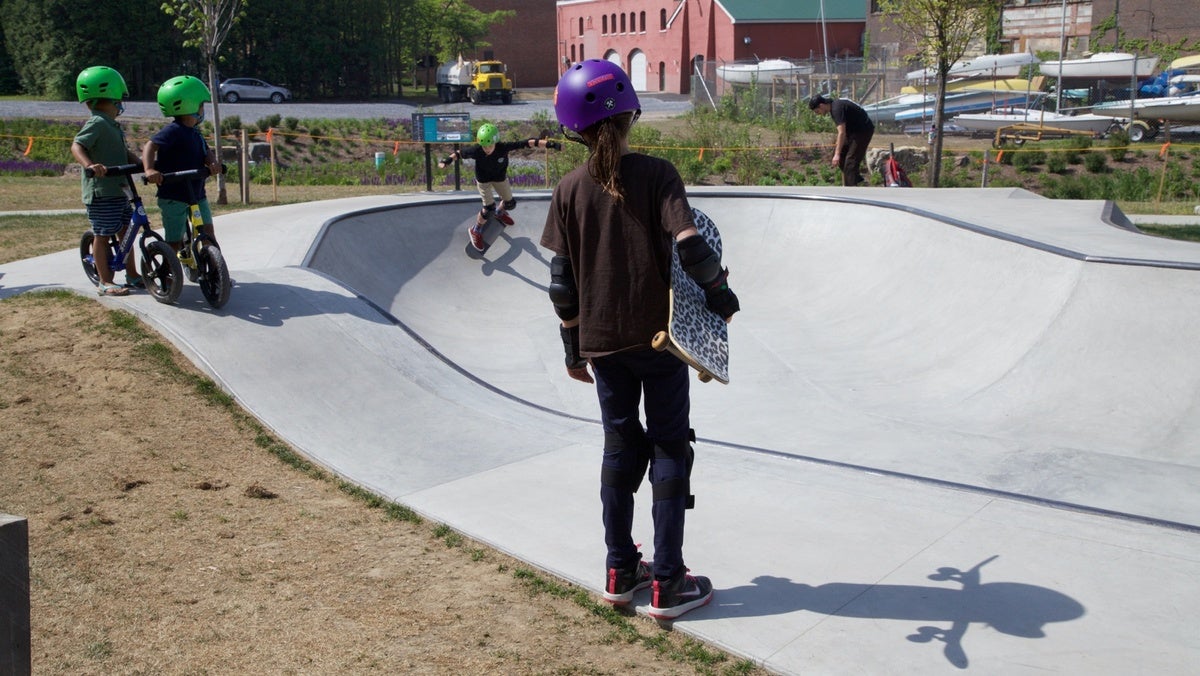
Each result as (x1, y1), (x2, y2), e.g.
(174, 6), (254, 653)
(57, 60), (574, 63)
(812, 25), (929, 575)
(580, 44), (585, 61)
(570, 45), (576, 62)
(660, 9), (667, 30)
(620, 13), (625, 33)
(578, 17), (583, 36)
(602, 15), (607, 34)
(611, 14), (617, 33)
(639, 12), (646, 32)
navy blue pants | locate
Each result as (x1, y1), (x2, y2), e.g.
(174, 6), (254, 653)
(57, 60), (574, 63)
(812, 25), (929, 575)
(591, 349), (693, 580)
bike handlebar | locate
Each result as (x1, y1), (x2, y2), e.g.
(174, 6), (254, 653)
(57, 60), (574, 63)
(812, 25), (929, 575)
(143, 164), (227, 185)
(83, 162), (144, 178)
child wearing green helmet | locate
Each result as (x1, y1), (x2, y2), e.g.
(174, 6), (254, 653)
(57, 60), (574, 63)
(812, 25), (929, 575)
(142, 75), (223, 253)
(70, 65), (142, 295)
(437, 122), (562, 251)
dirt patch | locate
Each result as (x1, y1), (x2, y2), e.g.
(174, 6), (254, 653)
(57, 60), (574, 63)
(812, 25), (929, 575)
(0, 292), (763, 674)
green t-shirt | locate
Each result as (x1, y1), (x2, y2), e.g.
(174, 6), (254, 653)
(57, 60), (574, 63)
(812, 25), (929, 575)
(74, 112), (130, 204)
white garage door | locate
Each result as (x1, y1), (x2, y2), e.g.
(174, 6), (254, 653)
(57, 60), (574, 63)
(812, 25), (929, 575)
(629, 50), (647, 91)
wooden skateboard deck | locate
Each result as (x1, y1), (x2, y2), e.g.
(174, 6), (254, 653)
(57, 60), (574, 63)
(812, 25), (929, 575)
(465, 214), (507, 259)
(652, 207), (729, 384)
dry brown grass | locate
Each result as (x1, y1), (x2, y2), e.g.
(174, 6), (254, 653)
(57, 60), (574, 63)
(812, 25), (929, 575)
(0, 292), (763, 674)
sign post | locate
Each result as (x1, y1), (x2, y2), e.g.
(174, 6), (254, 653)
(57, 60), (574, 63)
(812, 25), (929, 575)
(412, 113), (471, 192)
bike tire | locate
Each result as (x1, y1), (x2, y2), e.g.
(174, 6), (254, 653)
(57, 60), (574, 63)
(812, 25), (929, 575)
(196, 245), (231, 309)
(79, 231), (101, 285)
(141, 239), (184, 305)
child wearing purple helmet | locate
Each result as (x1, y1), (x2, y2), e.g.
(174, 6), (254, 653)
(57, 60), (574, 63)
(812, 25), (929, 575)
(540, 59), (739, 620)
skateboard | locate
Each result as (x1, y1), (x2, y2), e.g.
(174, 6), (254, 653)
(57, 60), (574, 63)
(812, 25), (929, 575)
(651, 207), (729, 384)
(464, 213), (507, 259)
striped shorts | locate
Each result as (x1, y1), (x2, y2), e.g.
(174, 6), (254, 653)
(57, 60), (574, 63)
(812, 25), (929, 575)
(87, 196), (131, 237)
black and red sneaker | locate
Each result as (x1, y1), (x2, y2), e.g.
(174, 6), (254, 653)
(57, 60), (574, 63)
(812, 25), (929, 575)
(603, 559), (652, 605)
(649, 570), (713, 620)
(496, 209), (515, 226)
(468, 224), (485, 251)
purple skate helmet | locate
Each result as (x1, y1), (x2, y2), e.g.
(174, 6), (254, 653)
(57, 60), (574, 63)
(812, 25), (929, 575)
(554, 59), (640, 141)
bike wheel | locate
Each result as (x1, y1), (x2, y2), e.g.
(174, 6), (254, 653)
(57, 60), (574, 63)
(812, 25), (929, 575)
(196, 244), (231, 309)
(141, 239), (184, 305)
(78, 231), (106, 286)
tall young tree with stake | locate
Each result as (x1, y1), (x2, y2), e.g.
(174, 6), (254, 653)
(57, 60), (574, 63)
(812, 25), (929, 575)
(161, 0), (247, 204)
(877, 0), (993, 187)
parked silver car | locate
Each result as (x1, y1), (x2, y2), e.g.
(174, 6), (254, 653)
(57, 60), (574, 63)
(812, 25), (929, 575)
(218, 78), (292, 104)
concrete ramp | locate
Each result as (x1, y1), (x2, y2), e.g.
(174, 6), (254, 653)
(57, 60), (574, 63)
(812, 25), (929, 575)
(4, 187), (1200, 674)
(307, 189), (1200, 529)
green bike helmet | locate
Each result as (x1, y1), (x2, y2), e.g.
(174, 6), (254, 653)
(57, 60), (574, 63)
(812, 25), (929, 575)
(76, 66), (128, 102)
(157, 75), (211, 117)
(476, 122), (499, 146)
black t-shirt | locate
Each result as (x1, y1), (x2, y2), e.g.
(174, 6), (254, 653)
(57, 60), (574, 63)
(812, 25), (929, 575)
(149, 120), (210, 202)
(831, 99), (875, 134)
(541, 153), (694, 356)
(460, 140), (530, 183)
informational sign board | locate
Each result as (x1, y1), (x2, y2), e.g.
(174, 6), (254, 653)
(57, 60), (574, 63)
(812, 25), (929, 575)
(412, 113), (471, 143)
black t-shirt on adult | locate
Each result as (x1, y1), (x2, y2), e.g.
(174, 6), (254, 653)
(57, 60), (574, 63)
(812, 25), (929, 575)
(831, 99), (875, 134)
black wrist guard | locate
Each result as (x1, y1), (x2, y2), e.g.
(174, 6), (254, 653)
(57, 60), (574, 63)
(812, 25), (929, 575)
(560, 324), (586, 368)
(703, 269), (740, 319)
(546, 140), (562, 150)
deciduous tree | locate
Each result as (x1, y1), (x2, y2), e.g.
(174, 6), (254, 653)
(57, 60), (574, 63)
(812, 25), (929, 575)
(161, 0), (247, 204)
(877, 0), (992, 187)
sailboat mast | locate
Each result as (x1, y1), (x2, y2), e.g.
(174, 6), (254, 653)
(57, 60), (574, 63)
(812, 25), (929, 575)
(1056, 0), (1066, 110)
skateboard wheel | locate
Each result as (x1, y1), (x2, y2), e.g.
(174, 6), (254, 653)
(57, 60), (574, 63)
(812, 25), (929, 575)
(651, 331), (669, 351)
(698, 372), (713, 383)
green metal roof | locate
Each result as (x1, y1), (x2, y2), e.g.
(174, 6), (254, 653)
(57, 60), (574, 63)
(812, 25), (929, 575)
(715, 0), (865, 22)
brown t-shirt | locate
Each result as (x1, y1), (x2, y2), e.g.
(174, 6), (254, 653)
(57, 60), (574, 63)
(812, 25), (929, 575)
(541, 153), (694, 357)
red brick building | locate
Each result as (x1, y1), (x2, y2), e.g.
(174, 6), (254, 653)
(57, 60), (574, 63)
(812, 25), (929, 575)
(1090, 0), (1200, 50)
(460, 0), (562, 89)
(869, 1), (1200, 68)
(555, 1), (867, 94)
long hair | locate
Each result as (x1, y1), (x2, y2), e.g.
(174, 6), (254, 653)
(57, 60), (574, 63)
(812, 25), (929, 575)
(582, 111), (636, 202)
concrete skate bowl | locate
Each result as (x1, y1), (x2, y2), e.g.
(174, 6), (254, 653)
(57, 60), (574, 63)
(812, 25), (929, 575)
(304, 188), (1200, 531)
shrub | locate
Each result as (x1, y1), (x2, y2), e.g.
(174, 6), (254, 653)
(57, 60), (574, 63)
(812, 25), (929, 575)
(1084, 151), (1108, 173)
(1012, 148), (1045, 172)
(220, 115), (242, 136)
(1107, 129), (1129, 162)
(257, 114), (282, 133)
(1062, 135), (1092, 164)
(1046, 153), (1068, 174)
(1042, 175), (1089, 199)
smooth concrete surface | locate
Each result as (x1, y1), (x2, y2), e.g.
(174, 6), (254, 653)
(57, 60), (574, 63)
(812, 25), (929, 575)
(2, 187), (1199, 674)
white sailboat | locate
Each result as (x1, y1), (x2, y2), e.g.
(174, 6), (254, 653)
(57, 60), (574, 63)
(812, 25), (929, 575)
(1040, 52), (1159, 79)
(716, 58), (812, 83)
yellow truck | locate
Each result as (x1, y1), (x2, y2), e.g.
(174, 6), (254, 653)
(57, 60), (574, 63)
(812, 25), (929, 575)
(436, 57), (514, 105)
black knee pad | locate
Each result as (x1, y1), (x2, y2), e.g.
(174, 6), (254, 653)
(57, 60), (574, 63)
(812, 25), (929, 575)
(503, 198), (517, 211)
(600, 425), (651, 493)
(651, 437), (695, 509)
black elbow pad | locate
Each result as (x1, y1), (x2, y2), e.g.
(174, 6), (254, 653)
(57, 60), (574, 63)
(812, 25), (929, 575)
(677, 235), (722, 286)
(548, 255), (579, 321)
(678, 235), (740, 319)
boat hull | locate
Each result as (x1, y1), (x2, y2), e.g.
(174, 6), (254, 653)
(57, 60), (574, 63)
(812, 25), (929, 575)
(1040, 52), (1160, 79)
(717, 59), (813, 83)
(892, 90), (1042, 122)
(953, 109), (1119, 133)
(1094, 95), (1200, 123)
